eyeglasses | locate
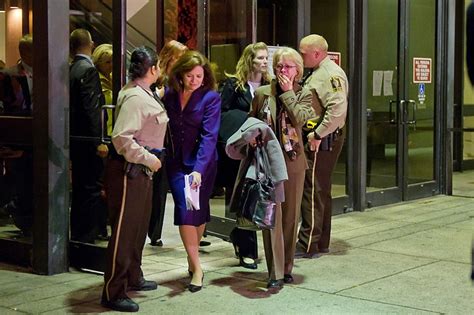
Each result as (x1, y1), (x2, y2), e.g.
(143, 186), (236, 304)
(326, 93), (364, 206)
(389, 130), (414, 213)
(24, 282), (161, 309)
(275, 64), (297, 71)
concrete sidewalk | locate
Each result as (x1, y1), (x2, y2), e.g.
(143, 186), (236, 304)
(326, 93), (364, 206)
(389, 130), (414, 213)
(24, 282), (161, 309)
(0, 193), (473, 314)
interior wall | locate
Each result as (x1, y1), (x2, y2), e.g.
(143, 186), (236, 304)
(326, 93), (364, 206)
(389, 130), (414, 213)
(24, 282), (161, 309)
(311, 0), (348, 71)
(464, 1), (474, 104)
(127, 0), (156, 45)
(463, 1), (474, 158)
(0, 12), (5, 64)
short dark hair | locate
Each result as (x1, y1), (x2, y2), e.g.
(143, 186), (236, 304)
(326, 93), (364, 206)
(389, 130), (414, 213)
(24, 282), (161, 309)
(70, 29), (92, 55)
(128, 46), (158, 81)
(168, 50), (216, 92)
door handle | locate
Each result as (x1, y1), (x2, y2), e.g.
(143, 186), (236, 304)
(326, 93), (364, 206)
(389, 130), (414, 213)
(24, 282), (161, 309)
(401, 100), (417, 130)
(406, 100), (416, 127)
(389, 100), (398, 124)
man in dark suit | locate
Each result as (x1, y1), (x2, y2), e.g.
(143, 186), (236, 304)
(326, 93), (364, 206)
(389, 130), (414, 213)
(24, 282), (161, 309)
(0, 34), (33, 115)
(69, 29), (108, 243)
(0, 34), (34, 235)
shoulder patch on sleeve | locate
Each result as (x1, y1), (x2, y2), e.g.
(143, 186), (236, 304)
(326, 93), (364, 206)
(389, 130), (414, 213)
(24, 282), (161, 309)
(330, 77), (343, 92)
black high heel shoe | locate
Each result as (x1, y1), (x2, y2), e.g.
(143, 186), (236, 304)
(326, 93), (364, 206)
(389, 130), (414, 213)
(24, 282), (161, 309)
(239, 256), (257, 270)
(188, 274), (204, 293)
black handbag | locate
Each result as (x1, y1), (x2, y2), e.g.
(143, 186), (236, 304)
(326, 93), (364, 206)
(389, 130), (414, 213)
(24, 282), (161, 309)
(236, 139), (276, 230)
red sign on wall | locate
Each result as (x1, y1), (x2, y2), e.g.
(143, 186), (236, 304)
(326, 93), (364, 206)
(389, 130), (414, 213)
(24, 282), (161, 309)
(413, 57), (432, 83)
(328, 51), (341, 66)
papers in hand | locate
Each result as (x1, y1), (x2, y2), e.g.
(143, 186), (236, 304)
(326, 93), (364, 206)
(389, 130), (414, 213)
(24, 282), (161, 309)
(184, 174), (200, 210)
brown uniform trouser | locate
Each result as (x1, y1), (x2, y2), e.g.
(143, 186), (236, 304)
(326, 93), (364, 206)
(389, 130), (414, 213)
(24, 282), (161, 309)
(263, 169), (305, 279)
(102, 158), (153, 301)
(298, 131), (345, 253)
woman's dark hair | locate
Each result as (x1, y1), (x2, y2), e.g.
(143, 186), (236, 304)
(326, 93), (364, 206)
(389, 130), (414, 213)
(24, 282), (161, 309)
(128, 46), (158, 81)
(168, 50), (217, 92)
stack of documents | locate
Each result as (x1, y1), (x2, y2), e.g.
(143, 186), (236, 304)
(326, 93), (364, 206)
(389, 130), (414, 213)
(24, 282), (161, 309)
(184, 174), (200, 210)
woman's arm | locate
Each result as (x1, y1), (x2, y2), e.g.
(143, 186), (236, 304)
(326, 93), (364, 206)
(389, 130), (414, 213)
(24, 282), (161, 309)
(219, 78), (237, 112)
(279, 88), (314, 127)
(193, 91), (221, 175)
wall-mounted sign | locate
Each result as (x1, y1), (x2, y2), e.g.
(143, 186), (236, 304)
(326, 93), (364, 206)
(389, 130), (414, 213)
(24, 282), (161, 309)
(413, 57), (432, 83)
(418, 83), (426, 104)
(328, 51), (341, 66)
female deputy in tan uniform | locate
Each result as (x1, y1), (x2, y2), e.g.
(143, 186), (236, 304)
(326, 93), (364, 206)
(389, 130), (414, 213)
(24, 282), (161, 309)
(250, 47), (315, 289)
(101, 46), (167, 313)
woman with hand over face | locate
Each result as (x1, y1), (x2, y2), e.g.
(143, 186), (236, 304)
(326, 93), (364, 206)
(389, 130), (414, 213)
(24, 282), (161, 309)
(249, 47), (315, 290)
(163, 51), (220, 293)
(102, 46), (167, 312)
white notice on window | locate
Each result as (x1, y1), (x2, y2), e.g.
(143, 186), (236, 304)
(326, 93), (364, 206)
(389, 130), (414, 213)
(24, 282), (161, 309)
(383, 71), (394, 96)
(372, 71), (383, 96)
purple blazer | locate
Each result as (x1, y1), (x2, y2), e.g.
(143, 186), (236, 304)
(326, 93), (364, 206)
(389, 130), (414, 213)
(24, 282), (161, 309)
(163, 87), (221, 174)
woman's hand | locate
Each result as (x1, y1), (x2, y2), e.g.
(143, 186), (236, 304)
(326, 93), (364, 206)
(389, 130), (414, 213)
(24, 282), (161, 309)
(277, 73), (294, 92)
(151, 158), (162, 172)
(189, 171), (202, 189)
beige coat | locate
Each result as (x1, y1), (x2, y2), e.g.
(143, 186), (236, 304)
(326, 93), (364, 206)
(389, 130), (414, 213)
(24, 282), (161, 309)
(250, 81), (315, 174)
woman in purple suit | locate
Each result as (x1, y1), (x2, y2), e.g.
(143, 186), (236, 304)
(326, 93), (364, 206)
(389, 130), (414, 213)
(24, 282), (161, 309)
(163, 51), (220, 293)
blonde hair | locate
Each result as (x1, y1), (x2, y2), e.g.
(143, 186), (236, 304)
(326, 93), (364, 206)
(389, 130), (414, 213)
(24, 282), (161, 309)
(92, 44), (113, 71)
(226, 42), (271, 92)
(272, 47), (305, 82)
(300, 34), (328, 52)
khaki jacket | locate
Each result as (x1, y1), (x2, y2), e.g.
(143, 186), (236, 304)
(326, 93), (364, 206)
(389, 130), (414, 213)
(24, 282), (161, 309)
(250, 81), (315, 173)
(305, 56), (349, 138)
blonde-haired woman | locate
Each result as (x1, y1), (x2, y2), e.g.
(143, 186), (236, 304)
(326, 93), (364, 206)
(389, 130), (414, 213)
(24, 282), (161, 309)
(92, 43), (113, 241)
(218, 42), (271, 270)
(250, 46), (315, 289)
(92, 43), (113, 134)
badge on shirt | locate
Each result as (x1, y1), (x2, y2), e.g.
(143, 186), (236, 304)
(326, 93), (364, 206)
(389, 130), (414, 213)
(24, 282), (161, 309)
(330, 77), (343, 92)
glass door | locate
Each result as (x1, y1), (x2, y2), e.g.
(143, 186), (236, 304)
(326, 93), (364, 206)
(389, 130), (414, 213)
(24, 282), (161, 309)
(205, 0), (255, 239)
(366, 0), (438, 207)
(403, 0), (438, 199)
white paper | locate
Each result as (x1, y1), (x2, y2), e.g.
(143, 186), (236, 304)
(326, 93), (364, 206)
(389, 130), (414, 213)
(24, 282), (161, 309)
(184, 174), (200, 210)
(383, 71), (394, 96)
(372, 71), (383, 96)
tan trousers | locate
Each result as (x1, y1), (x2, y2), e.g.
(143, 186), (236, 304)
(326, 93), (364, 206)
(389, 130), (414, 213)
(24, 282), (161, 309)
(263, 169), (305, 279)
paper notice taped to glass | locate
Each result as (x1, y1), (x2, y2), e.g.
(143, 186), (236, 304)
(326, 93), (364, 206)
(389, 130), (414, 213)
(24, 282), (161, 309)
(184, 174), (200, 210)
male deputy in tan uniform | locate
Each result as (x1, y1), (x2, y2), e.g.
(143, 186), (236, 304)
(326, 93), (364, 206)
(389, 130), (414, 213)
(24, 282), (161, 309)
(296, 34), (348, 257)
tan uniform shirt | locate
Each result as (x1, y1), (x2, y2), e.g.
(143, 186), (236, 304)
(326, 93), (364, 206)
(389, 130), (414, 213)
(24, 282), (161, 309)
(112, 83), (169, 170)
(304, 56), (349, 138)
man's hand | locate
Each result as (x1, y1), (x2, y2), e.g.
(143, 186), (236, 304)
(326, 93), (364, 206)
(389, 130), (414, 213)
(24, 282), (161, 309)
(96, 144), (109, 158)
(307, 132), (321, 152)
(189, 171), (202, 189)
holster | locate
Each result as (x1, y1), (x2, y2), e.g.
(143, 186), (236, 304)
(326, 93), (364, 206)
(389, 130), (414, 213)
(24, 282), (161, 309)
(124, 162), (146, 179)
(319, 128), (342, 152)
